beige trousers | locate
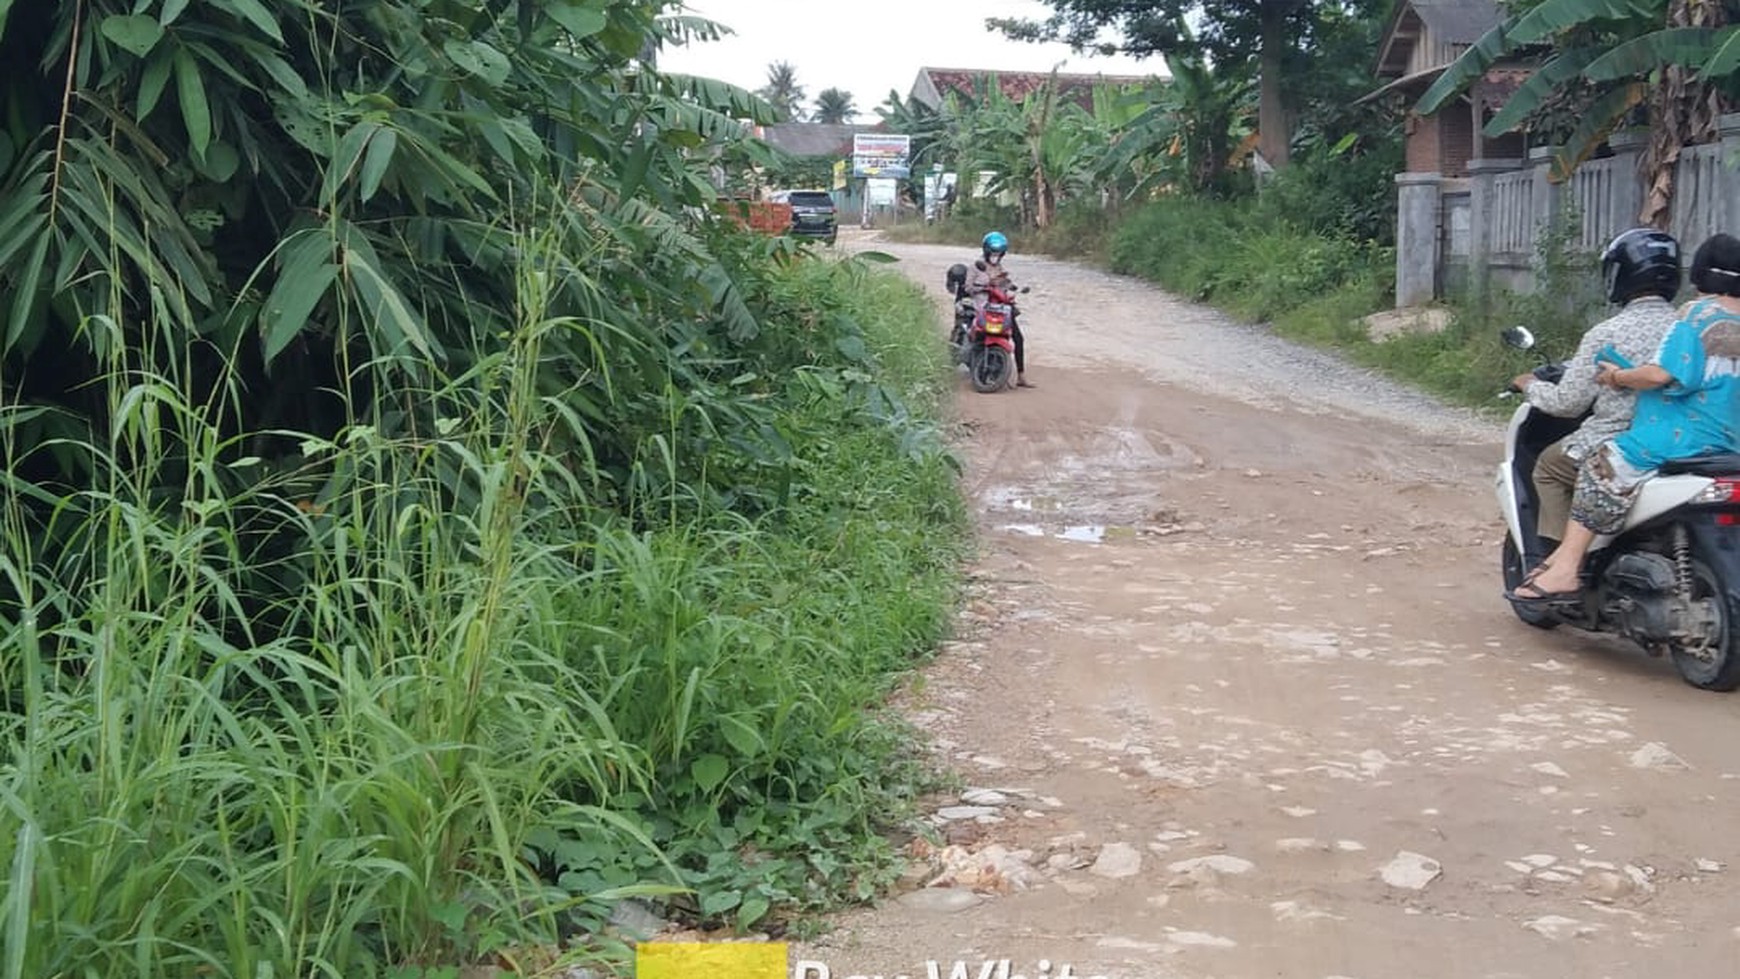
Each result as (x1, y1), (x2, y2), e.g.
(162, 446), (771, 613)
(1532, 437), (1579, 543)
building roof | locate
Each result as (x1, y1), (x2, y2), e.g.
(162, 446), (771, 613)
(1412, 0), (1502, 44)
(754, 122), (883, 158)
(1375, 0), (1502, 79)
(909, 66), (1156, 113)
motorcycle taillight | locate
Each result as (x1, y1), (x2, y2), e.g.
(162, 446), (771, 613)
(1694, 477), (1740, 505)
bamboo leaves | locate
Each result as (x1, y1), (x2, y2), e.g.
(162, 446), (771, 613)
(174, 47), (210, 160)
(261, 232), (337, 365)
(445, 39), (511, 87)
(100, 15), (165, 57)
(211, 0), (285, 44)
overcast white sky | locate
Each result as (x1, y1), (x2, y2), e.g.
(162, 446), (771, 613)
(657, 1), (1161, 122)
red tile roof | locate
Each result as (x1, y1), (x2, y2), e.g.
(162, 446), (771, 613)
(914, 66), (1156, 113)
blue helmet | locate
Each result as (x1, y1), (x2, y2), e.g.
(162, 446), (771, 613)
(982, 231), (1008, 260)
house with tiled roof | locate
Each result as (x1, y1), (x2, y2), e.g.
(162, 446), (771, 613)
(908, 67), (1155, 114)
(753, 122), (885, 159)
(1371, 0), (1527, 178)
(1370, 0), (1539, 308)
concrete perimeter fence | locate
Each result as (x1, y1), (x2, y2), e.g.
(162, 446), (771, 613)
(1394, 113), (1740, 308)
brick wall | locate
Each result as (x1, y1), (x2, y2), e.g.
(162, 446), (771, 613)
(1404, 111), (1439, 173)
(1440, 107), (1475, 177)
(1403, 100), (1478, 176)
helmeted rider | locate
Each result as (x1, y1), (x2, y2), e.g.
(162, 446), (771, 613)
(1510, 227), (1682, 548)
(965, 231), (1032, 388)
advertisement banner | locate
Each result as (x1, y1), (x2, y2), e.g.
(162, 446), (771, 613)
(852, 133), (911, 180)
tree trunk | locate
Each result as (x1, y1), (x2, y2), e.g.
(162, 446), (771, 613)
(1257, 0), (1291, 169)
(1640, 0), (1725, 228)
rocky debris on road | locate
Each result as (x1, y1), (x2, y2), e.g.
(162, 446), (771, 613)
(1379, 851), (1443, 890)
(1524, 914), (1601, 940)
(901, 837), (1043, 895)
(895, 887), (984, 914)
(1088, 842), (1144, 879)
(1630, 742), (1691, 770)
(1168, 855), (1257, 877)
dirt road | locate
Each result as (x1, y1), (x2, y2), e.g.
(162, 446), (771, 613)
(791, 234), (1740, 979)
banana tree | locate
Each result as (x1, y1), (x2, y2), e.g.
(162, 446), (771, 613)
(1096, 41), (1256, 197)
(1417, 0), (1734, 226)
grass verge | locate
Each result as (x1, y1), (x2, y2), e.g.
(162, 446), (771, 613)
(0, 248), (965, 977)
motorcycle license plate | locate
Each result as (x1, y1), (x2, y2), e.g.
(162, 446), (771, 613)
(983, 318), (1006, 334)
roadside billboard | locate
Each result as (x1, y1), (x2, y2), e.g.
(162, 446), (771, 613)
(852, 134), (911, 180)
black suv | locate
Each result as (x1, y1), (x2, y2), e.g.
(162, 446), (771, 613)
(778, 190), (837, 245)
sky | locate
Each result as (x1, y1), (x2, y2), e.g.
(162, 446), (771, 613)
(655, 0), (1162, 123)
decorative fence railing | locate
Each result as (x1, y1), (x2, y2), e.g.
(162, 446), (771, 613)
(1394, 114), (1740, 307)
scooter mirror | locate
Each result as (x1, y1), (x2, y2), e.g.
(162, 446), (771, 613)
(1500, 326), (1537, 351)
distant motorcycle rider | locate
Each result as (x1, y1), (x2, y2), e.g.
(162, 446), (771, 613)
(965, 230), (1032, 388)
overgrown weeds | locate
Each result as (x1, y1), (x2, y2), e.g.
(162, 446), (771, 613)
(0, 238), (964, 977)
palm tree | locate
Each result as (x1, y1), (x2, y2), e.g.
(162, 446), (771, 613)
(757, 61), (805, 121)
(813, 87), (857, 123)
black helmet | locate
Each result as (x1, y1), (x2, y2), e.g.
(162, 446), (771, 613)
(945, 262), (969, 297)
(1601, 228), (1681, 304)
(1689, 233), (1740, 297)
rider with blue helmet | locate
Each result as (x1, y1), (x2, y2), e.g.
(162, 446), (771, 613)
(965, 231), (1031, 387)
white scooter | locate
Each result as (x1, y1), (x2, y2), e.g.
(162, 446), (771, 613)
(1497, 326), (1740, 690)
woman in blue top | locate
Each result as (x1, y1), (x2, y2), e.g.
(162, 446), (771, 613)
(1511, 233), (1740, 604)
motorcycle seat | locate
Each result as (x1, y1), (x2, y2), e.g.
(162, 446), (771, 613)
(1660, 453), (1740, 476)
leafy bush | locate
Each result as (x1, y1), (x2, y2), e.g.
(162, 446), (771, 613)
(1108, 194), (1392, 322)
(1255, 144), (1403, 246)
(0, 245), (965, 976)
(0, 0), (970, 969)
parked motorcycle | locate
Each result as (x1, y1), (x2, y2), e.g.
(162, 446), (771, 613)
(1496, 325), (1740, 690)
(944, 262), (1027, 393)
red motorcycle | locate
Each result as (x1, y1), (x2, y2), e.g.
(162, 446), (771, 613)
(946, 274), (1026, 393)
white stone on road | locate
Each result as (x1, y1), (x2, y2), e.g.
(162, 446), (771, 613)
(896, 888), (983, 913)
(935, 806), (999, 821)
(1167, 930), (1238, 949)
(1379, 851), (1442, 890)
(1524, 915), (1600, 940)
(1169, 855), (1256, 876)
(1089, 842), (1143, 879)
(1630, 742), (1690, 770)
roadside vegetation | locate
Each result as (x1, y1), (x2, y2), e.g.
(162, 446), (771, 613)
(0, 2), (964, 976)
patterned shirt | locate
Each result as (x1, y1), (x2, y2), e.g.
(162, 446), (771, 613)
(1526, 296), (1679, 461)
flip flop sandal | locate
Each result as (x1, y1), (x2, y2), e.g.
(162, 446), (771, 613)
(1505, 580), (1581, 605)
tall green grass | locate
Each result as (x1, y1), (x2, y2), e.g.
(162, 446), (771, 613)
(0, 240), (964, 975)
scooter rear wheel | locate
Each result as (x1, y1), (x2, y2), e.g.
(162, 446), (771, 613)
(1501, 537), (1558, 630)
(1670, 556), (1740, 691)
